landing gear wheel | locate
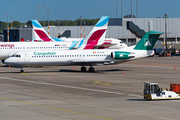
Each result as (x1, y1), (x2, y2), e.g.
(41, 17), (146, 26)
(89, 67), (94, 72)
(81, 67), (86, 72)
(20, 70), (24, 73)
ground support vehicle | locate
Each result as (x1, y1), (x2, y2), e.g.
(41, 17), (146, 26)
(144, 82), (180, 100)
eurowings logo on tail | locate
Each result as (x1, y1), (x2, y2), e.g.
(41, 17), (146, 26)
(32, 20), (63, 42)
(32, 16), (110, 50)
(75, 16), (109, 49)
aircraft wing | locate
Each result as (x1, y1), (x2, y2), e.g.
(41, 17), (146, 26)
(94, 43), (117, 48)
(69, 59), (114, 65)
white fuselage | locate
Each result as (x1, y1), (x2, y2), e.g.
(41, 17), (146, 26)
(0, 39), (127, 61)
(4, 48), (154, 67)
(62, 37), (128, 49)
(0, 42), (73, 60)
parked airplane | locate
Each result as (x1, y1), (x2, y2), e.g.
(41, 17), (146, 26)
(32, 18), (127, 49)
(4, 31), (163, 73)
(0, 16), (109, 63)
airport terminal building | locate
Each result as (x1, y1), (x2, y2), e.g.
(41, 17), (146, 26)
(3, 18), (180, 49)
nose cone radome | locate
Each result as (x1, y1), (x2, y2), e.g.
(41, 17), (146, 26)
(4, 57), (16, 65)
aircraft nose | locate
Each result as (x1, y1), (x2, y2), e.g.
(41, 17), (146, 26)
(4, 57), (14, 65)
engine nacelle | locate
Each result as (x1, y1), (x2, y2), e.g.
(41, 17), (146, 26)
(111, 51), (135, 59)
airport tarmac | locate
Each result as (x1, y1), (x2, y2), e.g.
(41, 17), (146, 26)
(0, 56), (180, 120)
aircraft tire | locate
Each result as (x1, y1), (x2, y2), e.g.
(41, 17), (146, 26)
(81, 67), (86, 72)
(20, 70), (24, 73)
(89, 67), (94, 72)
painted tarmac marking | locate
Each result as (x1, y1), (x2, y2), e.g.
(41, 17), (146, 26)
(124, 64), (177, 69)
(19, 73), (30, 75)
(0, 97), (114, 120)
(0, 76), (142, 97)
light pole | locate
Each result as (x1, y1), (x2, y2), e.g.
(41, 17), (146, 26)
(137, 0), (138, 18)
(46, 12), (51, 35)
(58, 20), (60, 37)
(79, 16), (83, 38)
(38, 5), (41, 21)
(6, 14), (10, 42)
(164, 14), (168, 49)
(43, 5), (46, 27)
(131, 0), (133, 18)
(83, 21), (86, 38)
(121, 0), (123, 18)
(116, 0), (118, 18)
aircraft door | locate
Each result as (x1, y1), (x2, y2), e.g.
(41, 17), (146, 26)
(24, 52), (29, 62)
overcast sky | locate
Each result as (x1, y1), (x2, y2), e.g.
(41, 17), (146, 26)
(0, 0), (179, 22)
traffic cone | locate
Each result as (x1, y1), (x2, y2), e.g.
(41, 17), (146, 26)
(175, 67), (177, 70)
(75, 66), (77, 69)
(72, 67), (74, 70)
(122, 70), (124, 74)
(47, 66), (49, 68)
(9, 65), (10, 68)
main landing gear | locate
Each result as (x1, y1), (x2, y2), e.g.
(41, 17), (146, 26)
(81, 66), (86, 72)
(20, 68), (24, 73)
(81, 66), (95, 72)
(89, 67), (94, 72)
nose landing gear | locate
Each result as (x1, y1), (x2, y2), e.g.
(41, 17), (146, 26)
(20, 67), (24, 73)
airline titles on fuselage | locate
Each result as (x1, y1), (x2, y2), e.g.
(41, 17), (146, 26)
(0, 44), (15, 48)
(0, 44), (68, 50)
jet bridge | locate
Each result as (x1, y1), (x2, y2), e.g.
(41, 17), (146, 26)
(127, 21), (146, 38)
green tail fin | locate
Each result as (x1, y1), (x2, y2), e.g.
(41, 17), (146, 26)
(134, 31), (164, 50)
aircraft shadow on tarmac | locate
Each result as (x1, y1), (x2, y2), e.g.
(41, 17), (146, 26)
(0, 65), (9, 67)
(59, 69), (131, 73)
(0, 70), (60, 74)
(0, 65), (131, 73)
(127, 99), (146, 101)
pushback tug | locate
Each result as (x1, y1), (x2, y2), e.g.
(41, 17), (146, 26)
(144, 82), (180, 100)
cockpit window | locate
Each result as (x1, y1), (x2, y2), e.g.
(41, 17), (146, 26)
(11, 55), (15, 57)
(15, 55), (21, 57)
(120, 41), (124, 43)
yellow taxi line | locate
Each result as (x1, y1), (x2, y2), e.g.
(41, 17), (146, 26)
(0, 97), (114, 120)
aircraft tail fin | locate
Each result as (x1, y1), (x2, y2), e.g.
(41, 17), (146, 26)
(134, 31), (164, 50)
(75, 16), (109, 49)
(32, 20), (52, 42)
